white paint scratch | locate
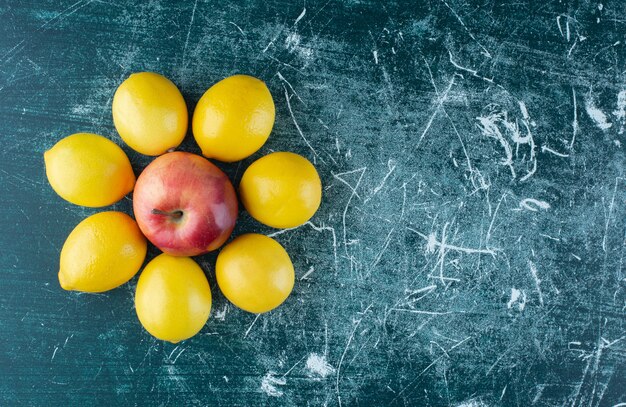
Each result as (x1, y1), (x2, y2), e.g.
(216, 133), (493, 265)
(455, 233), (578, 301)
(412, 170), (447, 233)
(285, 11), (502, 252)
(448, 51), (494, 83)
(434, 222), (451, 285)
(529, 261), (544, 306)
(229, 21), (246, 36)
(440, 0), (492, 57)
(277, 71), (304, 105)
(214, 304), (228, 321)
(301, 266), (315, 280)
(63, 334), (73, 347)
(556, 15), (564, 38)
(167, 345), (180, 362)
(612, 90), (626, 134)
(455, 399), (487, 407)
(486, 193), (507, 244)
(500, 385), (508, 401)
(518, 100), (530, 121)
(391, 308), (461, 315)
(267, 226), (299, 238)
(307, 222), (338, 270)
(181, 0), (199, 69)
(262, 40), (274, 53)
(284, 32), (313, 60)
(261, 372), (286, 397)
(0, 39), (25, 64)
(533, 384), (546, 404)
(567, 36), (579, 57)
(417, 76), (457, 149)
(366, 159), (396, 202)
(517, 102), (537, 181)
(407, 226), (496, 256)
(443, 110), (489, 193)
(71, 105), (90, 115)
(162, 366), (191, 394)
(285, 32), (300, 51)
(585, 96), (613, 130)
(266, 221), (338, 270)
(333, 168), (366, 257)
(507, 288), (527, 311)
(476, 111), (516, 178)
(402, 285), (437, 307)
(476, 103), (537, 181)
(305, 353), (335, 378)
(519, 198), (550, 212)
(539, 233), (560, 242)
(541, 145), (570, 157)
(284, 88), (317, 157)
(390, 337), (470, 403)
(281, 355), (306, 378)
(171, 348), (186, 364)
(244, 314), (261, 338)
(293, 7), (306, 25)
(602, 178), (622, 252)
(263, 31), (282, 53)
(569, 336), (607, 404)
(369, 228), (394, 272)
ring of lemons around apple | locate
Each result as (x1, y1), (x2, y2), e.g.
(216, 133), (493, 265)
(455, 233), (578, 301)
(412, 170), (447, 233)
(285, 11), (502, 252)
(44, 72), (321, 343)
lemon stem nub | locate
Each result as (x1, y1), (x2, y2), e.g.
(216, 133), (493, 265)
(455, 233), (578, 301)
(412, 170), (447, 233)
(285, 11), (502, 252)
(151, 209), (183, 220)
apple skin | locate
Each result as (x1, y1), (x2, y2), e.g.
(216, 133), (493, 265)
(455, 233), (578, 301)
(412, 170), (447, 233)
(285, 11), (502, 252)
(133, 152), (238, 257)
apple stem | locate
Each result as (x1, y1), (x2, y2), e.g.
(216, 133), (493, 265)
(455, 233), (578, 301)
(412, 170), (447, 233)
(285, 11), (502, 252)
(151, 209), (184, 219)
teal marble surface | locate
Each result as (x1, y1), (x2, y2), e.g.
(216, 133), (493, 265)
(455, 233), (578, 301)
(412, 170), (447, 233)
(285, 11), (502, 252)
(1, 1), (624, 405)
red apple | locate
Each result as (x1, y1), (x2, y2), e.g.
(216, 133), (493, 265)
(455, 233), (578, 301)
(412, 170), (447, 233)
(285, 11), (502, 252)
(133, 152), (237, 256)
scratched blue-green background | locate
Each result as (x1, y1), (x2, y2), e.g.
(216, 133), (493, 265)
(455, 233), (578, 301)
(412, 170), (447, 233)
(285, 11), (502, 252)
(1, 0), (625, 406)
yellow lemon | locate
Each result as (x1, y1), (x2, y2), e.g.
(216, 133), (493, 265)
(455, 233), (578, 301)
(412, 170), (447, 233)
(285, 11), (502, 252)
(112, 72), (188, 156)
(216, 234), (294, 314)
(192, 74), (275, 162)
(59, 211), (147, 293)
(135, 254), (212, 343)
(239, 152), (322, 228)
(44, 133), (135, 207)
